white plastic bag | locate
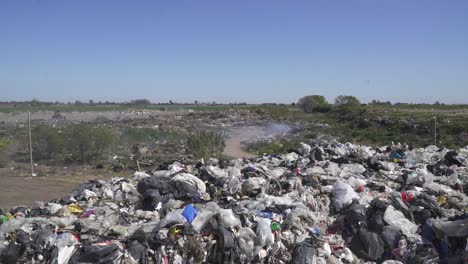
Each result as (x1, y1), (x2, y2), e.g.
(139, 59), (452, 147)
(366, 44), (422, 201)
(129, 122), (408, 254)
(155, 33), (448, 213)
(172, 173), (206, 193)
(299, 142), (312, 156)
(383, 205), (418, 235)
(219, 208), (241, 227)
(242, 177), (267, 194)
(255, 217), (274, 247)
(238, 227), (256, 257)
(191, 202), (220, 232)
(332, 182), (358, 211)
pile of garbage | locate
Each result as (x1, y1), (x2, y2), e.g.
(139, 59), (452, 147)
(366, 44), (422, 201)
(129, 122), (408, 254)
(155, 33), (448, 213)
(1, 141), (467, 263)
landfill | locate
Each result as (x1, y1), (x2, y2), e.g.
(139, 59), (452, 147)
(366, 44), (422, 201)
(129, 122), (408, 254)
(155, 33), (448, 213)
(1, 141), (467, 263)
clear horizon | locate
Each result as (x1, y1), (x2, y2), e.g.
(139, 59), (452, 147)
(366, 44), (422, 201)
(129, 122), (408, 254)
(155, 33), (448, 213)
(1, 0), (468, 104)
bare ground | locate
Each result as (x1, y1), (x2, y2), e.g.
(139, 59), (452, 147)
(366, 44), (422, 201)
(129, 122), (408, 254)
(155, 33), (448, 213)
(0, 164), (127, 209)
(222, 127), (260, 159)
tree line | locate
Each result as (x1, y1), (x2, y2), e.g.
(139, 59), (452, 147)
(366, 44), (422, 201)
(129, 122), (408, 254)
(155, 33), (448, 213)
(297, 95), (361, 113)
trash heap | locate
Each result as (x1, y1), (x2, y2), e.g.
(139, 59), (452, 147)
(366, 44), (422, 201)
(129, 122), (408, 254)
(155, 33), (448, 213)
(1, 142), (467, 264)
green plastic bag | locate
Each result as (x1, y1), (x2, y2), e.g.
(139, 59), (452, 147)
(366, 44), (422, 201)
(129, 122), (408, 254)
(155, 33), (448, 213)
(271, 221), (281, 231)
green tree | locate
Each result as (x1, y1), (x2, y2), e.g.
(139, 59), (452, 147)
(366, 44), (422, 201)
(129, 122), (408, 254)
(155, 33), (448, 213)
(297, 95), (331, 113)
(334, 95), (361, 107)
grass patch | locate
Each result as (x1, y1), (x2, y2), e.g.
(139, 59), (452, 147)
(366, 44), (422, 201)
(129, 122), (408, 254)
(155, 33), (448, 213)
(246, 139), (298, 155)
(0, 139), (11, 168)
(289, 104), (468, 148)
(0, 139), (11, 150)
(187, 130), (226, 160)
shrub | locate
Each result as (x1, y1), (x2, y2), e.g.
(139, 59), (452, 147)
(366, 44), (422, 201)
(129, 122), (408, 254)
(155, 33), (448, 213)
(0, 139), (10, 150)
(332, 105), (366, 122)
(63, 124), (115, 163)
(31, 124), (64, 161)
(266, 105), (290, 119)
(187, 131), (225, 160)
(0, 139), (10, 168)
(298, 95), (331, 113)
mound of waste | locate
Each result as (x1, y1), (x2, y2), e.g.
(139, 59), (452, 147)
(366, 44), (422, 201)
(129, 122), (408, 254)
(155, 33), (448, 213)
(1, 142), (467, 263)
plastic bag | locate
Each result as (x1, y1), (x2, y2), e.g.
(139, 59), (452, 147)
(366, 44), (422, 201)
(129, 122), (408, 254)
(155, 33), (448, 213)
(47, 203), (63, 215)
(260, 194), (293, 207)
(423, 181), (454, 194)
(155, 210), (187, 231)
(325, 162), (341, 177)
(332, 182), (358, 211)
(255, 217), (274, 247)
(432, 218), (468, 237)
(68, 204), (84, 214)
(349, 228), (384, 261)
(219, 208), (241, 228)
(383, 205), (418, 236)
(284, 152), (299, 163)
(133, 171), (150, 180)
(242, 177), (267, 195)
(238, 227), (256, 257)
(191, 202), (220, 232)
(283, 206), (316, 232)
(347, 177), (367, 189)
(227, 177), (242, 194)
(341, 164), (366, 174)
(83, 189), (98, 199)
(172, 173), (207, 194)
(268, 167), (287, 179)
(404, 151), (419, 168)
(75, 244), (121, 263)
(305, 167), (326, 176)
(182, 204), (198, 224)
(206, 165), (229, 178)
(299, 142), (312, 156)
(291, 238), (319, 264)
(55, 233), (79, 264)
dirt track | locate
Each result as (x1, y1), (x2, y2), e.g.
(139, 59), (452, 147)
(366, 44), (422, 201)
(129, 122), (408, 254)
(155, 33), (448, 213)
(222, 127), (260, 159)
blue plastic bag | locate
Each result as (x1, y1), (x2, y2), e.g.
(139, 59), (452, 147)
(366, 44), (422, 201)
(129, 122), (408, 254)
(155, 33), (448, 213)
(182, 204), (198, 223)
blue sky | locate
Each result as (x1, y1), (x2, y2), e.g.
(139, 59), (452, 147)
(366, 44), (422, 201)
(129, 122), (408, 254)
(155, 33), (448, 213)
(1, 0), (467, 104)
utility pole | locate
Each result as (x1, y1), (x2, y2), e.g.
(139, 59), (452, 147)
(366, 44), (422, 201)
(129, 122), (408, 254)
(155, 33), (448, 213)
(433, 117), (437, 147)
(28, 111), (34, 176)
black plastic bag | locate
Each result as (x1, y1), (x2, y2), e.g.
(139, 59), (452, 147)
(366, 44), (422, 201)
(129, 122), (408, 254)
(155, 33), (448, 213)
(291, 237), (319, 264)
